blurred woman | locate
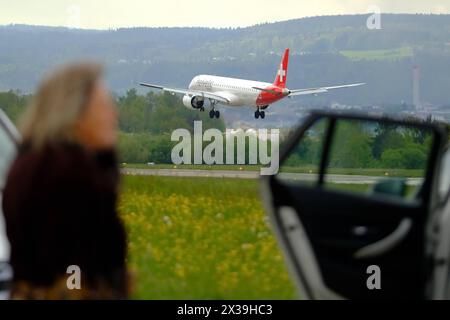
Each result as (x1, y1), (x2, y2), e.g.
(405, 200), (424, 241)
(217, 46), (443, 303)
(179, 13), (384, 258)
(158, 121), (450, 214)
(1, 63), (128, 299)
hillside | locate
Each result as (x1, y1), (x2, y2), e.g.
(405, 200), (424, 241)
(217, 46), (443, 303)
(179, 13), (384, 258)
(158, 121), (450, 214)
(0, 14), (450, 107)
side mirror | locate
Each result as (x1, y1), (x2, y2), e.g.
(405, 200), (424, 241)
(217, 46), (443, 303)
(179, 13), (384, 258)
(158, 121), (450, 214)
(372, 178), (407, 197)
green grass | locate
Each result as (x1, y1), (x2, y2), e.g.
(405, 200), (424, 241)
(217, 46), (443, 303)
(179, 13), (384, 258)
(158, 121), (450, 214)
(119, 175), (418, 299)
(119, 175), (296, 299)
(340, 47), (414, 61)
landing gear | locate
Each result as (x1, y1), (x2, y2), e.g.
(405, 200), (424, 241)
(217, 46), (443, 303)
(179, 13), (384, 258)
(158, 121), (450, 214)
(254, 108), (265, 119)
(209, 109), (220, 119)
(200, 106), (205, 112)
(208, 100), (220, 119)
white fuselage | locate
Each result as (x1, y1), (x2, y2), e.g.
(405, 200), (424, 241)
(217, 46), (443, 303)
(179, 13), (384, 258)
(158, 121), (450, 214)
(188, 75), (272, 107)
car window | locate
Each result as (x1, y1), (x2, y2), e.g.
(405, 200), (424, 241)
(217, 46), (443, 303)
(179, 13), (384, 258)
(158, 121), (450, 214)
(276, 116), (435, 202)
(276, 117), (328, 185)
(324, 119), (432, 200)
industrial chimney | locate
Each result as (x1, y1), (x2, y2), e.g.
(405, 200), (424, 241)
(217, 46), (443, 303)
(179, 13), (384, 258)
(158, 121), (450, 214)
(412, 65), (422, 111)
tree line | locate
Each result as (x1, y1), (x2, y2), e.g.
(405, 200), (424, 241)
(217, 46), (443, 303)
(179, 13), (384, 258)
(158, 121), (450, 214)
(0, 89), (225, 164)
(285, 119), (439, 170)
(1, 90), (448, 168)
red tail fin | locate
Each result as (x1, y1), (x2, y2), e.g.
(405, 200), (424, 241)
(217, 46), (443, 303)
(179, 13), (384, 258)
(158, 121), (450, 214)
(274, 48), (289, 88)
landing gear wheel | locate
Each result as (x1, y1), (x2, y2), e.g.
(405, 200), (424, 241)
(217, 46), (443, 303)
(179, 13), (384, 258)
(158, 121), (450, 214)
(200, 106), (205, 112)
(209, 110), (215, 118)
(260, 111), (265, 119)
(215, 110), (220, 118)
(254, 110), (260, 119)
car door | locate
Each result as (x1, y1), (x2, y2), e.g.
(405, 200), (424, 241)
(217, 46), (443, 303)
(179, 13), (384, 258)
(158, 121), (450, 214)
(428, 145), (450, 299)
(261, 112), (448, 300)
(0, 109), (19, 299)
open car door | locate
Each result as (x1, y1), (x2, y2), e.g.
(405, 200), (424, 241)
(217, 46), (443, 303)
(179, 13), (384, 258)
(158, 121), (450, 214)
(261, 112), (448, 299)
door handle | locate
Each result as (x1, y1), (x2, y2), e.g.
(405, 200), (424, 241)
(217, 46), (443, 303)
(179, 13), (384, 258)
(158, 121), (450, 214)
(353, 218), (412, 259)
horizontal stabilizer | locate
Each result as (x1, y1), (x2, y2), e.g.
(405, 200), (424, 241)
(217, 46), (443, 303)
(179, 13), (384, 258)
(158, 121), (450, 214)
(289, 83), (366, 96)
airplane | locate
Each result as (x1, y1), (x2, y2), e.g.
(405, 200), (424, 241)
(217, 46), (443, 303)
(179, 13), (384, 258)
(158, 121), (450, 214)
(139, 48), (365, 119)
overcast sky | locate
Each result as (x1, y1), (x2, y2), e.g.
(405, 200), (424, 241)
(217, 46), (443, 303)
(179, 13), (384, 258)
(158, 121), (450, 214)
(1, 0), (449, 29)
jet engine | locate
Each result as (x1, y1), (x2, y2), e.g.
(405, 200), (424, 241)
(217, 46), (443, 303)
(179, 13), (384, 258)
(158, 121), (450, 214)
(182, 95), (204, 110)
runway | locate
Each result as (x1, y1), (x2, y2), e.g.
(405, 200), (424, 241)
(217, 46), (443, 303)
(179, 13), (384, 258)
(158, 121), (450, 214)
(121, 168), (259, 179)
(121, 168), (423, 185)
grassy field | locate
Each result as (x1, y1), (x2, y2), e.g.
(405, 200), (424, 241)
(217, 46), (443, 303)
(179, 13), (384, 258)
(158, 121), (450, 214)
(119, 175), (416, 299)
(340, 47), (414, 61)
(119, 175), (297, 299)
(122, 163), (424, 178)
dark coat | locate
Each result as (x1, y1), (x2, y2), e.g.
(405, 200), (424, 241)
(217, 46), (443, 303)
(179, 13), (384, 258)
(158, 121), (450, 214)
(2, 143), (128, 299)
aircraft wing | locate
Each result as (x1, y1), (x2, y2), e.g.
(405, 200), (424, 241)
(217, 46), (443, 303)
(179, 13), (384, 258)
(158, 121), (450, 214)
(139, 82), (230, 104)
(289, 83), (365, 96)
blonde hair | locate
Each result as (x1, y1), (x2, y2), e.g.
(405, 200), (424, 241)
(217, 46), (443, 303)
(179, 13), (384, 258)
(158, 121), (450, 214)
(19, 62), (103, 150)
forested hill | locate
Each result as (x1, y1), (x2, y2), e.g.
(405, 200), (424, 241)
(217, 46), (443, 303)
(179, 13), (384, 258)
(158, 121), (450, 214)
(0, 14), (450, 106)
